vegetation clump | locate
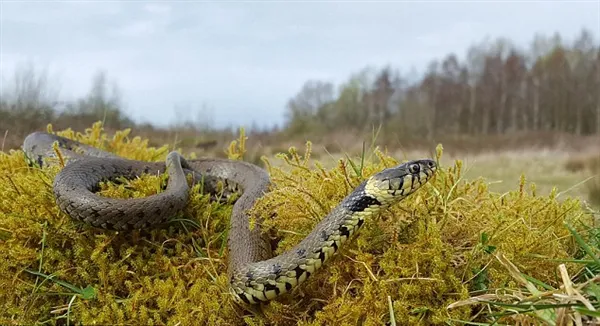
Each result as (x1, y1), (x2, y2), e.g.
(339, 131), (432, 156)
(564, 154), (600, 208)
(584, 156), (600, 207)
(0, 123), (597, 325)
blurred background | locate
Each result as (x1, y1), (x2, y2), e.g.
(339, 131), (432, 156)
(1, 1), (599, 207)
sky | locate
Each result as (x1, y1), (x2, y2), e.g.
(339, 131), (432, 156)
(1, 1), (599, 129)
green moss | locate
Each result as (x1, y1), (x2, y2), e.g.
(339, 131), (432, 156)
(0, 122), (594, 325)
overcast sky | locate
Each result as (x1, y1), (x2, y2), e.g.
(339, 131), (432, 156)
(1, 1), (599, 128)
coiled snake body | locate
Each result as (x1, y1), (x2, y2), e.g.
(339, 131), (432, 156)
(22, 131), (437, 304)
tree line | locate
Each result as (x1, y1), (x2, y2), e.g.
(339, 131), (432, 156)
(2, 29), (599, 151)
(284, 29), (600, 140)
(1, 64), (133, 132)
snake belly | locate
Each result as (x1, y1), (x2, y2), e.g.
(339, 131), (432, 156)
(22, 131), (437, 304)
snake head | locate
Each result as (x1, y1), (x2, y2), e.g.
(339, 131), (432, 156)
(365, 159), (437, 203)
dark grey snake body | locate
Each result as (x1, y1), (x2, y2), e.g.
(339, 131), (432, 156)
(22, 131), (437, 304)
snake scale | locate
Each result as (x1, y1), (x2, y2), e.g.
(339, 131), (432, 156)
(22, 131), (437, 304)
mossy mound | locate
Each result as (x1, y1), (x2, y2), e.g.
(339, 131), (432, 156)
(0, 123), (594, 325)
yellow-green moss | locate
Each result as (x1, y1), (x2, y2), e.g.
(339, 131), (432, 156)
(0, 122), (594, 325)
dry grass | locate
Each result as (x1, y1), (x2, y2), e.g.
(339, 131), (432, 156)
(581, 155), (600, 207)
(454, 150), (595, 202)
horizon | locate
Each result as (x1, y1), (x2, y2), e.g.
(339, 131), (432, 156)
(2, 1), (599, 129)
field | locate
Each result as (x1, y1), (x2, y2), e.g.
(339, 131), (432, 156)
(442, 150), (596, 204)
(1, 124), (599, 325)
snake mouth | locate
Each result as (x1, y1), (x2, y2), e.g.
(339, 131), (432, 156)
(425, 159), (437, 170)
(416, 160), (438, 187)
(419, 159), (437, 176)
(411, 159), (437, 180)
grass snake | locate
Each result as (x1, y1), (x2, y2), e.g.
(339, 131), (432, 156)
(22, 131), (437, 304)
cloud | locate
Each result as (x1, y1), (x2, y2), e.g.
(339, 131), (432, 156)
(416, 21), (483, 48)
(2, 1), (598, 128)
(144, 4), (172, 14)
(115, 20), (159, 37)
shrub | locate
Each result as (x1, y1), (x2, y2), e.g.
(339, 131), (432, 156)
(586, 155), (600, 207)
(564, 156), (587, 173)
(0, 122), (596, 325)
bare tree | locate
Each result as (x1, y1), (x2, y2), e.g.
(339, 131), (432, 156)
(284, 80), (335, 134)
(282, 30), (599, 140)
(2, 61), (60, 112)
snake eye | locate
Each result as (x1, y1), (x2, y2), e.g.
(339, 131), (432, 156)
(409, 163), (420, 174)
